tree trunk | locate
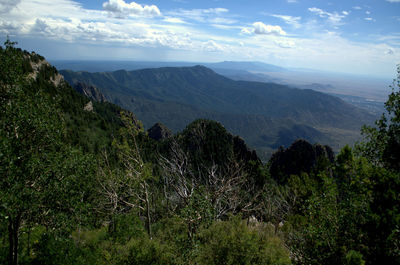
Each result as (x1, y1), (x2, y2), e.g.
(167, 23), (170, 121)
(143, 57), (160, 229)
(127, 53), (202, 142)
(27, 226), (31, 258)
(13, 222), (18, 265)
(8, 219), (13, 265)
(8, 214), (21, 265)
(144, 183), (152, 238)
(163, 176), (170, 214)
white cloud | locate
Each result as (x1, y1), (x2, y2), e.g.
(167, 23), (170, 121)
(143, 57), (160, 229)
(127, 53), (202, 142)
(240, 27), (253, 35)
(31, 18), (50, 34)
(102, 0), (161, 18)
(366, 11), (371, 15)
(0, 0), (21, 13)
(342, 11), (349, 16)
(271, 14), (301, 28)
(163, 17), (186, 24)
(385, 48), (394, 54)
(308, 7), (347, 26)
(242, 32), (400, 78)
(0, 21), (19, 34)
(275, 39), (296, 48)
(0, 0), (398, 78)
(386, 0), (400, 2)
(209, 17), (237, 25)
(287, 0), (297, 3)
(353, 6), (362, 10)
(202, 40), (223, 52)
(211, 24), (241, 30)
(253, 22), (286, 36)
(365, 17), (375, 22)
(204, 8), (229, 14)
(167, 7), (230, 23)
(308, 7), (328, 17)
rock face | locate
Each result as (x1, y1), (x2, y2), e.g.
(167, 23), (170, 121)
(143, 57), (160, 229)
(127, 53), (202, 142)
(73, 82), (107, 102)
(84, 101), (94, 112)
(27, 53), (64, 87)
(147, 123), (172, 141)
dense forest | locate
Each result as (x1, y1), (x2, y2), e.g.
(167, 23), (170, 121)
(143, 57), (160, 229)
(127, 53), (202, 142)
(60, 64), (375, 159)
(1, 40), (399, 265)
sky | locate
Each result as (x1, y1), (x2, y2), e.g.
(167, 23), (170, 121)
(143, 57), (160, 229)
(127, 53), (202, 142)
(0, 0), (399, 78)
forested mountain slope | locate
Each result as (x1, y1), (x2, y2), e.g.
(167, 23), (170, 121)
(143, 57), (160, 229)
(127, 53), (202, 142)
(61, 66), (376, 158)
(2, 41), (400, 265)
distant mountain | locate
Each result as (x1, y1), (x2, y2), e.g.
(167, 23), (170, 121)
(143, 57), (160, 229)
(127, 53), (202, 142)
(206, 61), (286, 72)
(52, 60), (287, 73)
(211, 68), (280, 83)
(60, 66), (376, 159)
(52, 60), (196, 72)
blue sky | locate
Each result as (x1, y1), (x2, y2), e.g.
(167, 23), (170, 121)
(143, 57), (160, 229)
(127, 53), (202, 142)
(0, 0), (399, 78)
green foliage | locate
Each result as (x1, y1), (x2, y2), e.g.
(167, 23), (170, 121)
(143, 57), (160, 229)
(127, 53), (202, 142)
(2, 42), (400, 265)
(364, 167), (400, 264)
(181, 119), (233, 169)
(60, 65), (375, 160)
(345, 250), (365, 265)
(31, 219), (179, 265)
(269, 139), (334, 184)
(286, 173), (341, 264)
(194, 216), (291, 265)
(179, 188), (214, 240)
(358, 65), (400, 171)
(0, 39), (102, 265)
(282, 141), (400, 265)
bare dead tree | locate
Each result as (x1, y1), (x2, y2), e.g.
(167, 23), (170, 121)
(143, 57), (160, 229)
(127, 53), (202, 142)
(203, 160), (245, 219)
(96, 151), (152, 236)
(96, 112), (153, 237)
(159, 139), (196, 209)
(261, 184), (297, 234)
(159, 135), (267, 222)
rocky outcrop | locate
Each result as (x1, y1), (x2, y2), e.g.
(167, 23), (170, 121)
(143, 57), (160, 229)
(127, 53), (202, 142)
(147, 123), (172, 141)
(73, 82), (108, 102)
(27, 53), (64, 87)
(83, 101), (94, 112)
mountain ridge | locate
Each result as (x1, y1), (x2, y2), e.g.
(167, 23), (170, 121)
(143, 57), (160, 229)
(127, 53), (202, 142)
(61, 65), (376, 159)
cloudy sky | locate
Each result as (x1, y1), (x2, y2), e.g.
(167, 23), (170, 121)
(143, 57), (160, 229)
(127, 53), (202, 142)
(1, 0), (399, 78)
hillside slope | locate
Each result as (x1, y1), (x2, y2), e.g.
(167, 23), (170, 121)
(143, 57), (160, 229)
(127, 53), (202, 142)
(61, 66), (375, 158)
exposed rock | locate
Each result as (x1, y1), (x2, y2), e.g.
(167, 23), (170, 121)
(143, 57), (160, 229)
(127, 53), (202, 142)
(147, 122), (172, 141)
(51, 73), (64, 87)
(84, 101), (93, 112)
(73, 82), (108, 102)
(28, 56), (64, 87)
(120, 110), (143, 131)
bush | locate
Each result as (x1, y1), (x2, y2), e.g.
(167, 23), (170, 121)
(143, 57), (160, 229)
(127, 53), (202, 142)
(345, 250), (365, 265)
(194, 216), (291, 265)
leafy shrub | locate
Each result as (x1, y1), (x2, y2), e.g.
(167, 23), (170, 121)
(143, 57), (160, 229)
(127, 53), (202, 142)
(194, 216), (291, 265)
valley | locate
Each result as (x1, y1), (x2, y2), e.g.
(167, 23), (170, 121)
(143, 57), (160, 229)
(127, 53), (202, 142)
(60, 64), (377, 159)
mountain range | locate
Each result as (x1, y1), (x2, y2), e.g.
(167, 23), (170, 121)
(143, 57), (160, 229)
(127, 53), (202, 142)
(60, 66), (376, 159)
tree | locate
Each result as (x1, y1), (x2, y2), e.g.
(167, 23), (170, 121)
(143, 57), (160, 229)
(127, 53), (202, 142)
(358, 64), (400, 171)
(97, 111), (154, 237)
(355, 65), (400, 264)
(194, 216), (291, 265)
(269, 139), (334, 185)
(0, 40), (95, 265)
